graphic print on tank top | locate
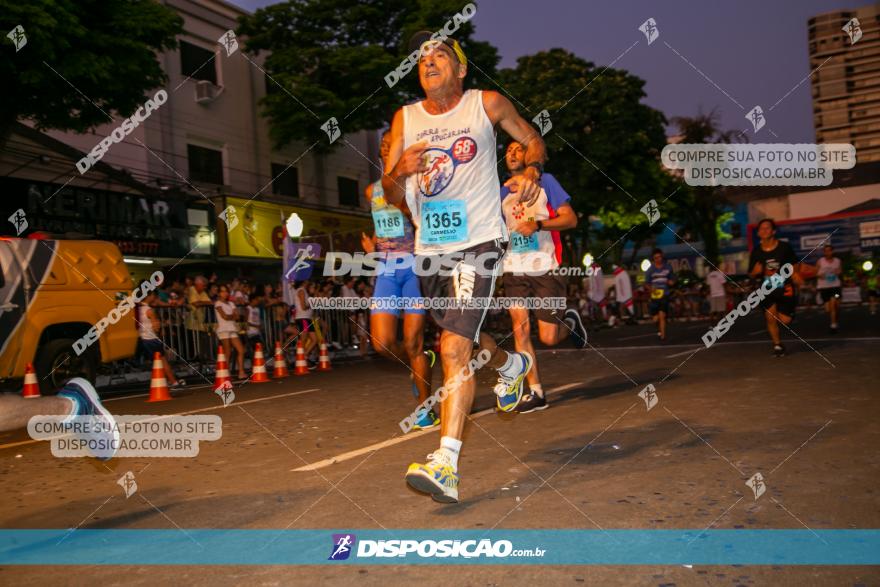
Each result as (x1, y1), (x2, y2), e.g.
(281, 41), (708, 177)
(403, 90), (504, 254)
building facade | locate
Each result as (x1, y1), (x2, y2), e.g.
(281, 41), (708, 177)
(2, 0), (377, 276)
(809, 2), (880, 163)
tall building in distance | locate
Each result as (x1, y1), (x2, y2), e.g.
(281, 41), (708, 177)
(809, 3), (880, 162)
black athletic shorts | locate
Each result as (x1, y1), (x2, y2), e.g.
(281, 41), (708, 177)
(418, 239), (504, 342)
(819, 287), (841, 303)
(760, 283), (797, 318)
(503, 273), (567, 322)
(648, 296), (670, 316)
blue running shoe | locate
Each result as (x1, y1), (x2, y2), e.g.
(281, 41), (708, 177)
(405, 451), (459, 503)
(494, 352), (532, 412)
(411, 408), (439, 431)
(58, 378), (119, 460)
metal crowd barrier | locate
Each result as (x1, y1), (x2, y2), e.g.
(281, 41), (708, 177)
(143, 303), (365, 375)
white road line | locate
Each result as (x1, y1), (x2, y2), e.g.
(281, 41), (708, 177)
(545, 337), (880, 352)
(618, 333), (661, 340)
(291, 381), (587, 472)
(0, 387), (321, 452)
(664, 348), (702, 358)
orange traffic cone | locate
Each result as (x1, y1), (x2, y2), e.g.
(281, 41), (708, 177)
(318, 342), (332, 371)
(294, 340), (309, 376)
(273, 341), (289, 378)
(250, 343), (270, 383)
(146, 352), (172, 402)
(22, 363), (40, 398)
(213, 345), (231, 391)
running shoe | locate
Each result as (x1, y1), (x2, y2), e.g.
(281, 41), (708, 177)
(564, 309), (588, 348)
(494, 352), (532, 412)
(773, 344), (786, 357)
(405, 451), (459, 503)
(515, 392), (548, 414)
(411, 408), (440, 431)
(58, 378), (119, 461)
(170, 379), (186, 397)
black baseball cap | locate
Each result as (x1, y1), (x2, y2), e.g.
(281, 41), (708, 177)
(408, 30), (467, 64)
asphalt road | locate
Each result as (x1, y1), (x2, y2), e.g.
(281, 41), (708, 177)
(1, 304), (878, 585)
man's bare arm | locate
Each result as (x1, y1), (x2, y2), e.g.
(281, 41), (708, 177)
(483, 91), (546, 205)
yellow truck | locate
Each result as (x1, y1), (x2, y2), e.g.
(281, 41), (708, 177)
(0, 237), (138, 391)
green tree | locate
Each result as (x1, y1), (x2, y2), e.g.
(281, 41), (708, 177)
(0, 0), (182, 138)
(669, 108), (746, 264)
(495, 49), (671, 264)
(237, 0), (499, 150)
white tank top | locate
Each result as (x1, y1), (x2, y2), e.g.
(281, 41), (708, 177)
(138, 304), (158, 341)
(293, 286), (312, 319)
(403, 89), (505, 254)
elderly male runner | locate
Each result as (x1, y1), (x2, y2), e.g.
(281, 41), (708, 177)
(382, 31), (546, 503)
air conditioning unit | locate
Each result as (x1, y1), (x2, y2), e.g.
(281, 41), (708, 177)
(194, 80), (224, 104)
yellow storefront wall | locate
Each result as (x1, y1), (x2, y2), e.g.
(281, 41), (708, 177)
(225, 197), (371, 259)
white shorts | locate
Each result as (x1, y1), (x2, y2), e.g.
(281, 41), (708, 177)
(217, 331), (239, 341)
(710, 296), (726, 313)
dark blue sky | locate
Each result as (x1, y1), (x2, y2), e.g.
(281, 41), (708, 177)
(230, 0), (875, 141)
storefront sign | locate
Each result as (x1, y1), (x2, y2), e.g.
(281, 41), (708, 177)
(225, 196), (370, 259)
(0, 178), (213, 259)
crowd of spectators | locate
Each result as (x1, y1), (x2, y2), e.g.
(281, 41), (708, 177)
(135, 262), (878, 369)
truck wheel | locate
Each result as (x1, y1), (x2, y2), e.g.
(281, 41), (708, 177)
(33, 339), (97, 394)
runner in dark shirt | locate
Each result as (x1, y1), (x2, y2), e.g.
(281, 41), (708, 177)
(748, 218), (803, 357)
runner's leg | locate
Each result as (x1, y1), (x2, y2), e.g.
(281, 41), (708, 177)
(0, 394), (72, 432)
(403, 312), (430, 402)
(509, 306), (538, 388)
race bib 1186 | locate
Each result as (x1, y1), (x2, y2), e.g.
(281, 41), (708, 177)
(373, 208), (405, 238)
